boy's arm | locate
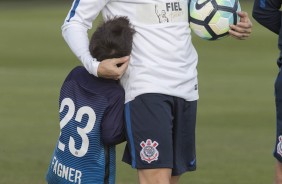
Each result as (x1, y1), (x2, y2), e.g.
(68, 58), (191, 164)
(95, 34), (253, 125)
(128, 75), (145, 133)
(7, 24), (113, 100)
(101, 90), (126, 145)
(252, 0), (282, 34)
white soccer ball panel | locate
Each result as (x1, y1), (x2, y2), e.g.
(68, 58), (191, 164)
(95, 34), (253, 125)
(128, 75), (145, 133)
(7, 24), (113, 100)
(209, 11), (233, 34)
(190, 22), (212, 40)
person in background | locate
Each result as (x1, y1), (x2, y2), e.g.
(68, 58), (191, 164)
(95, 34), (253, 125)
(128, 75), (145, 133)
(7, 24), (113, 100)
(253, 0), (282, 183)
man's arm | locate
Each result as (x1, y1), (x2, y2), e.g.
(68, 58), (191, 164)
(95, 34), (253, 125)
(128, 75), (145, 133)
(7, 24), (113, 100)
(252, 0), (282, 34)
(62, 0), (129, 79)
(62, 24), (100, 75)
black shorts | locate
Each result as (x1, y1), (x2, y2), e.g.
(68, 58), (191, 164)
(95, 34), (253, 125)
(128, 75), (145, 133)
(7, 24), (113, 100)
(122, 93), (197, 176)
(274, 67), (282, 162)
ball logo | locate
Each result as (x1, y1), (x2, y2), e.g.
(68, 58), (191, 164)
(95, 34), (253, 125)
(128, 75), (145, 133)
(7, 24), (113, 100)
(277, 136), (282, 157)
(140, 139), (159, 163)
(195, 0), (210, 10)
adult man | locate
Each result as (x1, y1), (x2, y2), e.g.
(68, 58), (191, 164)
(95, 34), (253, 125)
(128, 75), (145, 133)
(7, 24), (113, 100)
(252, 1), (282, 183)
(62, 1), (252, 183)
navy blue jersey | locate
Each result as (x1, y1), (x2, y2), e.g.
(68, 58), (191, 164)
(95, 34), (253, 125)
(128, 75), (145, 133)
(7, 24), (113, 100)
(253, 0), (282, 66)
(46, 66), (125, 184)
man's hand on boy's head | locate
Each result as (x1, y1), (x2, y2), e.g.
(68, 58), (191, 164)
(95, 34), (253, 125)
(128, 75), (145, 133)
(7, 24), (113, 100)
(97, 56), (130, 80)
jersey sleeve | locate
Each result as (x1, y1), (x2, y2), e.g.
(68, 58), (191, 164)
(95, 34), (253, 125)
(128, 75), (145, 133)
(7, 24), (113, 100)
(101, 89), (126, 145)
(61, 0), (110, 76)
(252, 0), (282, 34)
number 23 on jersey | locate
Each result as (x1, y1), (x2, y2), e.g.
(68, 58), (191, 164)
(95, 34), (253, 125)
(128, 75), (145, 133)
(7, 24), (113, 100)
(57, 98), (96, 157)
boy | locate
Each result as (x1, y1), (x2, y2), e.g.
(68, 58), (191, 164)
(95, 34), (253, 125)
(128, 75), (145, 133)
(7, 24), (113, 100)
(46, 16), (135, 184)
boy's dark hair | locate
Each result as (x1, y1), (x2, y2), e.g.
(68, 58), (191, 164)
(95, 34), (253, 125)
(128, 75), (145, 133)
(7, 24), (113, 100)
(89, 16), (135, 61)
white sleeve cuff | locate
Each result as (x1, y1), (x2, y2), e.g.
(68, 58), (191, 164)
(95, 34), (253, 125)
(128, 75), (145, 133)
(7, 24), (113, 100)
(90, 58), (100, 77)
(81, 55), (100, 77)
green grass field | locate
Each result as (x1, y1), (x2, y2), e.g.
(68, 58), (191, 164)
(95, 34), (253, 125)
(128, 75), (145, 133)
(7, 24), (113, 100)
(0, 1), (279, 183)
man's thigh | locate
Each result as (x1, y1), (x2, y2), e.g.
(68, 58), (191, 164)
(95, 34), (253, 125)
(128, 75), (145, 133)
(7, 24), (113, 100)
(124, 93), (174, 169)
(123, 93), (197, 176)
(138, 168), (172, 184)
(275, 161), (282, 184)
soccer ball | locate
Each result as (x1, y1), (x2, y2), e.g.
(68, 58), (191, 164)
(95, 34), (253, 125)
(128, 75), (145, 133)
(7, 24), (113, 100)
(188, 0), (241, 40)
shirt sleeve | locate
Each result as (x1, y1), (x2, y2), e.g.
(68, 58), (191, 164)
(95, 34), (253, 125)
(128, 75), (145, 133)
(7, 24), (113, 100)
(252, 0), (282, 34)
(61, 0), (110, 76)
(101, 89), (126, 145)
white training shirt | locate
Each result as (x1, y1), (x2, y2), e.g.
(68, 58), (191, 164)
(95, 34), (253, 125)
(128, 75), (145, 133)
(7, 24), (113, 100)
(62, 0), (199, 103)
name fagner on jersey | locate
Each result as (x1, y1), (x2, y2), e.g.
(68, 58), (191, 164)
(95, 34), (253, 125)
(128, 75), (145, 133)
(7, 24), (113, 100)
(46, 66), (125, 184)
(50, 156), (82, 183)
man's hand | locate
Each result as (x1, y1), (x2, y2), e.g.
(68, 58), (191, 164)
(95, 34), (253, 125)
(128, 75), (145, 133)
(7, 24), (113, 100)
(97, 56), (130, 80)
(229, 11), (253, 40)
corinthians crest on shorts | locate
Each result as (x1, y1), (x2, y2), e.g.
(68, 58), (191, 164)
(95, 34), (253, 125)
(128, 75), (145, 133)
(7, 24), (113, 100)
(140, 139), (159, 163)
(277, 136), (282, 157)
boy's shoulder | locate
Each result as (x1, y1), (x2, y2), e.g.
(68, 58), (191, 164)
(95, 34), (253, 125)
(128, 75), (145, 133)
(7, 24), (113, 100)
(64, 66), (124, 98)
(64, 66), (96, 85)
